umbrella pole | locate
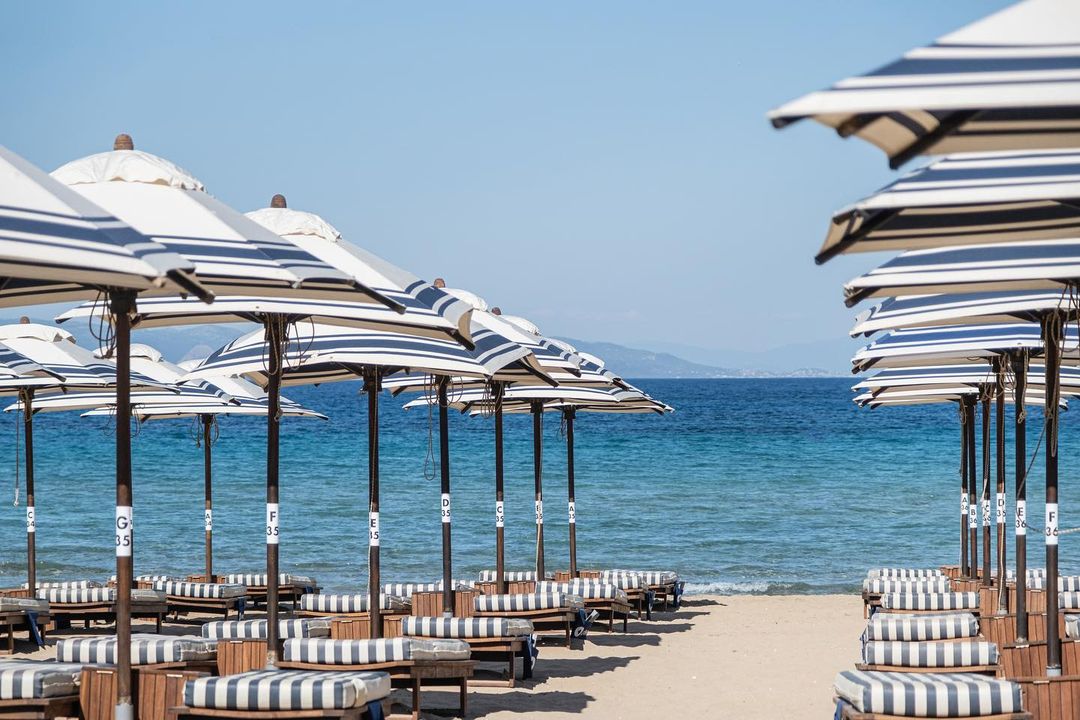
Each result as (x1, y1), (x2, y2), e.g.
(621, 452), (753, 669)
(494, 384), (506, 595)
(1014, 354), (1029, 642)
(111, 290), (135, 720)
(264, 317), (284, 667)
(960, 406), (969, 578)
(967, 399), (978, 580)
(438, 378), (453, 616)
(1043, 314), (1062, 676)
(22, 388), (35, 592)
(366, 370), (382, 638)
(203, 415), (213, 582)
(981, 395), (992, 587)
(566, 407), (578, 578)
(995, 363), (1007, 615)
(532, 401), (545, 578)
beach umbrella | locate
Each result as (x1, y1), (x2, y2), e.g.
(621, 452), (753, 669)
(852, 291), (1070, 337)
(768, 0), (1080, 168)
(185, 314), (549, 624)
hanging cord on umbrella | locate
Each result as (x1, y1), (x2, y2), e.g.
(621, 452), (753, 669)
(422, 374), (437, 481)
(12, 400), (20, 507)
(87, 290), (117, 358)
(558, 406), (567, 439)
(189, 414), (220, 448)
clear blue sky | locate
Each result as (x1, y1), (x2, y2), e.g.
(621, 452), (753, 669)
(0, 1), (1013, 365)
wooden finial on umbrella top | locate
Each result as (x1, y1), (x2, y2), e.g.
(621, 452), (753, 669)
(113, 134), (134, 151)
(490, 307), (502, 315)
(433, 278), (446, 288)
(270, 194), (287, 209)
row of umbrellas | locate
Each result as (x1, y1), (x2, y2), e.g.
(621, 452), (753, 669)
(770, 0), (1080, 677)
(1, 130), (669, 718)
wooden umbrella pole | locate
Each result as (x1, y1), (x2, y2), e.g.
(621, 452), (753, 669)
(22, 388), (35, 592)
(111, 289), (135, 720)
(494, 383), (506, 595)
(960, 404), (969, 578)
(366, 369), (383, 638)
(203, 414), (214, 582)
(966, 398), (978, 580)
(566, 407), (578, 578)
(995, 362), (1008, 614)
(1043, 314), (1062, 676)
(981, 395), (992, 587)
(264, 316), (284, 667)
(1013, 354), (1029, 641)
(438, 377), (454, 616)
(532, 400), (545, 578)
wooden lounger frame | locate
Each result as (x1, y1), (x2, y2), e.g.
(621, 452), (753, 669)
(163, 594), (248, 622)
(167, 700), (390, 720)
(279, 659), (474, 720)
(854, 663), (1000, 676)
(878, 607), (982, 617)
(0, 610), (50, 655)
(295, 609), (408, 640)
(79, 662), (215, 720)
(0, 695), (79, 719)
(47, 601), (167, 632)
(836, 703), (1029, 720)
(474, 608), (576, 648)
(459, 637), (527, 688)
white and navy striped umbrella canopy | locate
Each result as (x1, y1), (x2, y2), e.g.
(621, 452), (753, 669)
(855, 386), (1062, 409)
(852, 323), (1080, 372)
(769, 0), (1080, 167)
(844, 240), (1080, 306)
(820, 151), (1080, 263)
(181, 322), (548, 388)
(404, 383), (671, 415)
(854, 363), (1080, 391)
(851, 291), (1069, 336)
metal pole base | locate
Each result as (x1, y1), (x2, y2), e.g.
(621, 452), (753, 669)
(115, 702), (134, 720)
(1048, 665), (1062, 678)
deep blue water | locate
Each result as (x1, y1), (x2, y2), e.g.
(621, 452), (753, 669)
(3, 378), (1080, 594)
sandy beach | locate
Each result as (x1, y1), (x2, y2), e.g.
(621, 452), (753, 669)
(12, 594), (863, 719)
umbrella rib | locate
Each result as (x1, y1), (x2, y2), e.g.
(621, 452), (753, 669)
(888, 110), (981, 170)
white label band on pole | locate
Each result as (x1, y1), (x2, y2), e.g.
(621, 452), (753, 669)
(495, 501), (504, 529)
(1016, 500), (1027, 536)
(441, 493), (451, 524)
(961, 492), (968, 517)
(266, 503), (279, 545)
(968, 500), (977, 530)
(1047, 503), (1059, 545)
(204, 509), (213, 532)
(982, 498), (991, 527)
(369, 511), (380, 546)
(26, 506), (35, 533)
(996, 492), (1006, 525)
(535, 500), (544, 525)
(568, 500), (576, 524)
(116, 505), (132, 557)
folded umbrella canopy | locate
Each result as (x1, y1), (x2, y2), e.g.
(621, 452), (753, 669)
(768, 0), (1080, 167)
(851, 291), (1071, 337)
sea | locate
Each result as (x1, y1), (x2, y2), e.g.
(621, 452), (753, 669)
(3, 377), (1079, 595)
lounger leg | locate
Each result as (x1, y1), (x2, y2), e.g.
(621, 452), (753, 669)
(565, 620), (571, 648)
(459, 677), (468, 718)
(6, 625), (12, 654)
(608, 608), (614, 632)
(411, 677), (421, 720)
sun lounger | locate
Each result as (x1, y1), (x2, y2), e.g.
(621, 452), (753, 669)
(863, 612), (980, 643)
(168, 669), (391, 720)
(536, 581), (630, 632)
(297, 594), (410, 640)
(399, 615), (535, 687)
(0, 597), (50, 654)
(857, 640), (1000, 675)
(152, 581), (248, 621)
(473, 592), (585, 648)
(880, 592), (980, 616)
(217, 573), (318, 610)
(597, 570), (683, 610)
(201, 618), (332, 675)
(863, 579), (953, 617)
(279, 637), (473, 720)
(0, 660), (83, 719)
(867, 568), (945, 580)
(477, 570), (540, 583)
(833, 670), (1029, 719)
(35, 587), (168, 631)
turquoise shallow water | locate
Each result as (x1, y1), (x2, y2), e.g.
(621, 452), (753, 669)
(3, 378), (1080, 594)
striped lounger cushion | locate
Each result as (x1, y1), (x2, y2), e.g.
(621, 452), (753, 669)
(400, 616), (534, 638)
(136, 575), (179, 583)
(154, 581), (246, 599)
(607, 570), (677, 585)
(881, 593), (979, 611)
(183, 670), (391, 711)
(222, 574), (316, 587)
(37, 587), (114, 604)
(1007, 568), (1046, 581)
(201, 618), (331, 640)
(536, 581), (628, 602)
(477, 570), (538, 582)
(862, 641), (998, 668)
(0, 597), (49, 613)
(866, 569), (944, 580)
(23, 580), (100, 590)
(298, 594), (408, 614)
(595, 572), (643, 589)
(56, 634), (217, 665)
(864, 613), (980, 642)
(131, 589), (167, 603)
(475, 593), (581, 612)
(1066, 615), (1080, 639)
(863, 579), (951, 595)
(0, 661), (84, 699)
(1060, 592), (1080, 610)
(382, 583), (439, 598)
(834, 670), (1022, 717)
(283, 637), (471, 664)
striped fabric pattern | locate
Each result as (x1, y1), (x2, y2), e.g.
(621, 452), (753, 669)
(866, 569), (944, 580)
(862, 641), (998, 668)
(864, 613), (980, 642)
(1007, 567), (1047, 581)
(591, 571), (643, 589)
(154, 581), (246, 599)
(299, 594), (408, 613)
(834, 670), (1023, 716)
(222, 573), (316, 587)
(0, 661), (84, 700)
(201, 618), (331, 640)
(183, 669), (392, 711)
(600, 570), (677, 586)
(382, 583), (439, 598)
(478, 570), (538, 582)
(283, 637), (469, 665)
(863, 578), (951, 595)
(37, 587), (113, 604)
(1066, 615), (1080, 640)
(24, 580), (100, 590)
(400, 616), (534, 639)
(136, 575), (179, 583)
(1060, 592), (1080, 610)
(537, 581), (627, 602)
(881, 593), (980, 612)
(475, 593), (581, 612)
(55, 634), (217, 665)
(0, 598), (49, 613)
(131, 589), (167, 603)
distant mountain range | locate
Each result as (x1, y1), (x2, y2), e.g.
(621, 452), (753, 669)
(1, 315), (843, 378)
